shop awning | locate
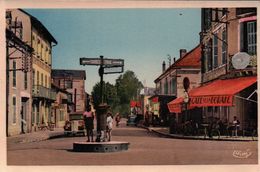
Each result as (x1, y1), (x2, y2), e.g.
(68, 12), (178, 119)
(189, 76), (257, 107)
(167, 97), (184, 113)
(151, 97), (159, 103)
(130, 100), (141, 107)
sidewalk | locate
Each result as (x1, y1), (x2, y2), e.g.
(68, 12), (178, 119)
(7, 128), (64, 144)
(144, 126), (258, 142)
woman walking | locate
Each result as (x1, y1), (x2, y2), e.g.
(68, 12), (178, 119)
(106, 112), (113, 141)
(83, 105), (94, 142)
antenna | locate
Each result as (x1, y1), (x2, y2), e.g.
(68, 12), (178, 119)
(231, 52), (250, 69)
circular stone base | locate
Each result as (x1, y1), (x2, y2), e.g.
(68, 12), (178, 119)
(73, 141), (130, 152)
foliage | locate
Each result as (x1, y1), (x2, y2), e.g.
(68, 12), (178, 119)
(91, 70), (143, 117)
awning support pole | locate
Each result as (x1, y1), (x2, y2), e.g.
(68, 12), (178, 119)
(247, 90), (257, 100)
(234, 95), (257, 103)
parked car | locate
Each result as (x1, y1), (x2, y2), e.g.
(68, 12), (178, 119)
(64, 111), (86, 136)
(127, 115), (137, 126)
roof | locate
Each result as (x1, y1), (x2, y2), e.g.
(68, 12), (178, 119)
(154, 44), (201, 83)
(52, 69), (86, 80)
(174, 45), (201, 67)
(19, 9), (58, 45)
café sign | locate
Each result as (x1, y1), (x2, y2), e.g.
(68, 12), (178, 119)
(190, 95), (233, 107)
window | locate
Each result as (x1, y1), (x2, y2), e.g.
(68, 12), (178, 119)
(213, 34), (218, 68)
(32, 69), (35, 86)
(240, 20), (257, 55)
(12, 61), (16, 87)
(60, 110), (64, 121)
(205, 39), (213, 72)
(46, 47), (49, 64)
(159, 82), (162, 94)
(222, 28), (227, 64)
(41, 44), (44, 60)
(12, 96), (16, 123)
(171, 78), (177, 95)
(164, 78), (168, 95)
(36, 71), (39, 85)
(36, 104), (40, 123)
(247, 21), (257, 55)
(37, 39), (41, 57)
(45, 75), (47, 87)
(32, 104), (36, 124)
(222, 8), (228, 16)
(65, 80), (73, 89)
(202, 8), (212, 32)
(41, 73), (43, 86)
(24, 72), (28, 90)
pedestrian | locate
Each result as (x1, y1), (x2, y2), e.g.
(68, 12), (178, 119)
(106, 112), (113, 141)
(115, 112), (121, 127)
(83, 105), (94, 142)
(232, 116), (240, 137)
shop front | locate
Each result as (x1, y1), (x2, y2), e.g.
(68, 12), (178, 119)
(189, 76), (257, 134)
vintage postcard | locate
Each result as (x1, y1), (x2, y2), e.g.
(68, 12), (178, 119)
(1, 1), (259, 172)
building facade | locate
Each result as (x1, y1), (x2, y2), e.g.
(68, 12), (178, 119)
(51, 83), (73, 128)
(52, 69), (86, 113)
(6, 9), (58, 135)
(198, 8), (257, 130)
(153, 45), (201, 125)
(6, 11), (33, 136)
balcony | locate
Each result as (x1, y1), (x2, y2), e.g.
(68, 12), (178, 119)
(32, 85), (56, 101)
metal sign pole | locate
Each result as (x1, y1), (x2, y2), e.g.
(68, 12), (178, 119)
(80, 56), (124, 142)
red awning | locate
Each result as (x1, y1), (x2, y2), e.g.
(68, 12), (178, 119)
(130, 100), (141, 107)
(130, 100), (136, 107)
(189, 76), (257, 107)
(152, 97), (159, 103)
(167, 97), (184, 113)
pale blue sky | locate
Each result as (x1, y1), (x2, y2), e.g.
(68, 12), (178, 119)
(25, 9), (201, 93)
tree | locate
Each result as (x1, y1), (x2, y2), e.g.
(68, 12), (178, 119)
(115, 70), (143, 116)
(91, 70), (143, 117)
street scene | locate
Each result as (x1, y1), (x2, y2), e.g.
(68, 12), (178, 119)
(5, 6), (258, 167)
(7, 119), (258, 165)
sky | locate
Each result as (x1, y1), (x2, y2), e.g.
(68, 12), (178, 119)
(25, 8), (201, 93)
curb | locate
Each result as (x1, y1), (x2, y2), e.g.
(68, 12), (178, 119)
(141, 126), (257, 142)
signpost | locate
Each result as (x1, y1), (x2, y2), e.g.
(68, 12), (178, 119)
(80, 56), (124, 142)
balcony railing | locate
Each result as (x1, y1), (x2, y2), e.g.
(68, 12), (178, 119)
(32, 85), (56, 101)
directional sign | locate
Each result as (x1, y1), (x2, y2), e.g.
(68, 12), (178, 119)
(103, 59), (124, 67)
(80, 58), (101, 66)
(104, 66), (124, 74)
(80, 57), (124, 67)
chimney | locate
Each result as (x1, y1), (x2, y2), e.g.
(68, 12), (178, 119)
(173, 57), (176, 63)
(180, 49), (187, 58)
(162, 61), (166, 72)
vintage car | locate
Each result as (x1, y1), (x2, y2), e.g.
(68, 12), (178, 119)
(64, 111), (86, 136)
(126, 115), (137, 126)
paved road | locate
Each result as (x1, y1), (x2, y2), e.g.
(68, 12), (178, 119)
(7, 121), (257, 165)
